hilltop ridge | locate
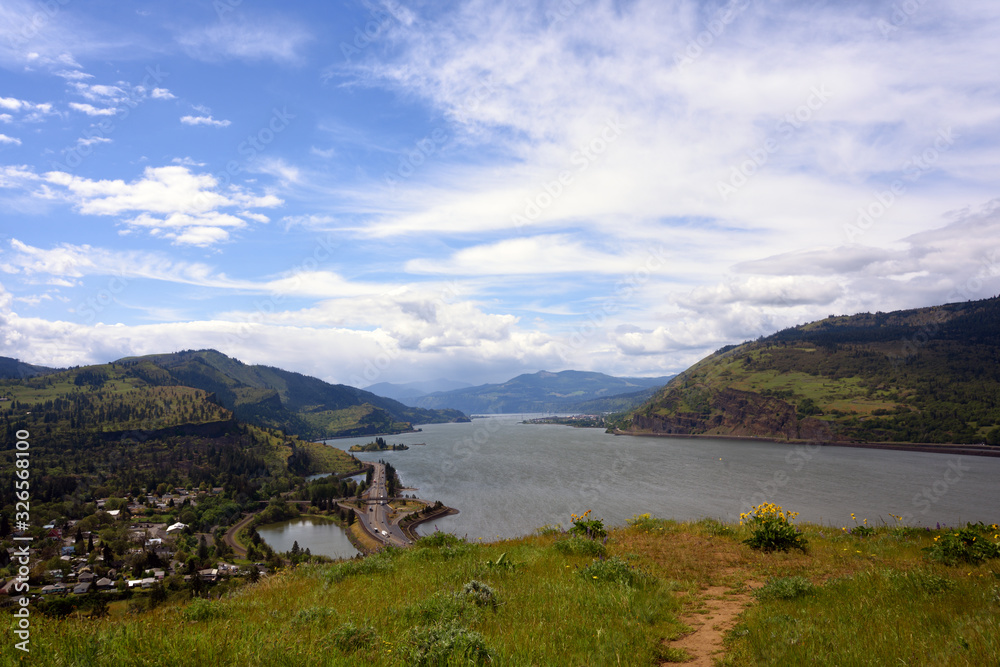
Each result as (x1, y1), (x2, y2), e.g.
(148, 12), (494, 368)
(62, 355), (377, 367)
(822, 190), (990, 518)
(620, 296), (1000, 445)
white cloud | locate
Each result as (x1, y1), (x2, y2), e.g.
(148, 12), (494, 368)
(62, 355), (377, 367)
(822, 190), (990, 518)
(27, 165), (282, 246)
(247, 157), (300, 183)
(151, 88), (175, 100)
(0, 134), (21, 145)
(69, 102), (116, 116)
(180, 115), (231, 128)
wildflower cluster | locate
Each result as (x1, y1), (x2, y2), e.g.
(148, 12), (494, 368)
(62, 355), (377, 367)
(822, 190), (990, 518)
(740, 502), (807, 553)
(569, 510), (607, 541)
(844, 512), (875, 537)
(924, 522), (1000, 565)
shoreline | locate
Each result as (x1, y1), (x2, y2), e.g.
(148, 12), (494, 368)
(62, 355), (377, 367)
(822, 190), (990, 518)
(398, 505), (460, 542)
(612, 429), (1000, 458)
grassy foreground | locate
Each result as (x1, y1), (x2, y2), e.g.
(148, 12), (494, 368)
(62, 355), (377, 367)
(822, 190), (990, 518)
(7, 516), (999, 666)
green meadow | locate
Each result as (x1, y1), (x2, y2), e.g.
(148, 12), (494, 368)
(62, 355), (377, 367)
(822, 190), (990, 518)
(8, 513), (999, 666)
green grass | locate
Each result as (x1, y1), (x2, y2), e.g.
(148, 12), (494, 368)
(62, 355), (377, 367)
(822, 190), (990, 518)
(7, 517), (1000, 666)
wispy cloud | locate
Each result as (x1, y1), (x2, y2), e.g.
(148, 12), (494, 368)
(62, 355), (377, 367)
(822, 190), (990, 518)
(69, 102), (116, 116)
(180, 114), (231, 127)
(177, 15), (312, 65)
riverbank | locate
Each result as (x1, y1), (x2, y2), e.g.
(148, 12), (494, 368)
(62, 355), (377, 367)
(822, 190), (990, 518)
(398, 504), (460, 542)
(612, 429), (1000, 458)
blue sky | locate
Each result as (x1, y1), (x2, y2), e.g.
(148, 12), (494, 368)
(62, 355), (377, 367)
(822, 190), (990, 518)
(1, 0), (999, 387)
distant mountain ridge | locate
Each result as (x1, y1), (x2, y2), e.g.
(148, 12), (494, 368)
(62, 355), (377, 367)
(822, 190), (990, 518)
(412, 370), (675, 414)
(0, 356), (61, 380)
(620, 296), (1000, 445)
(365, 379), (474, 404)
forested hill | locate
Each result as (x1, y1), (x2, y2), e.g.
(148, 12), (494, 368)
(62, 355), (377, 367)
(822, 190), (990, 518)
(0, 356), (61, 380)
(117, 349), (468, 439)
(0, 360), (359, 505)
(620, 296), (1000, 445)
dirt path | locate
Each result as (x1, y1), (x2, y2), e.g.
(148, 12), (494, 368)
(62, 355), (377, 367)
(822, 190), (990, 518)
(664, 584), (755, 666)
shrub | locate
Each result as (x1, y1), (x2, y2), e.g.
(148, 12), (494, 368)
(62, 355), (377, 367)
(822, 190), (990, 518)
(741, 503), (807, 553)
(569, 510), (607, 540)
(753, 576), (815, 601)
(924, 523), (1000, 565)
(331, 621), (377, 653)
(402, 622), (492, 666)
(535, 524), (563, 536)
(462, 580), (498, 608)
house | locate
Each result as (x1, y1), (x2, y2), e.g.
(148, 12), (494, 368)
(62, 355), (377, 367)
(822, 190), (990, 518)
(106, 510), (121, 519)
(166, 522), (188, 533)
(1, 580), (21, 596)
(78, 572), (95, 584)
(95, 577), (114, 590)
(41, 583), (67, 596)
(73, 582), (92, 595)
(198, 568), (218, 582)
(127, 580), (143, 589)
(61, 545), (76, 556)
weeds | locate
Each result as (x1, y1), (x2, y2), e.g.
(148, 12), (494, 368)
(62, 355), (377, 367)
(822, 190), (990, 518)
(331, 621), (378, 653)
(401, 622), (493, 666)
(752, 576), (815, 601)
(580, 556), (650, 587)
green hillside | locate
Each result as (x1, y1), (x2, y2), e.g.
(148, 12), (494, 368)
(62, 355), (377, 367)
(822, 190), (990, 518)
(621, 296), (1000, 444)
(415, 370), (674, 414)
(0, 361), (358, 509)
(118, 349), (469, 439)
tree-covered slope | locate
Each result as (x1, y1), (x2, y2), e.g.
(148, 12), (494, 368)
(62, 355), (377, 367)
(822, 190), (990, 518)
(620, 296), (1000, 444)
(416, 370), (674, 414)
(0, 361), (359, 506)
(117, 349), (468, 439)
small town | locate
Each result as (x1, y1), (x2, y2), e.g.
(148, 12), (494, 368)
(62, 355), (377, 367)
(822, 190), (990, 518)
(1, 487), (268, 616)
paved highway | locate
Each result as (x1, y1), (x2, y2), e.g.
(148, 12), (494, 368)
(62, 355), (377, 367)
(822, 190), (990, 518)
(357, 462), (411, 548)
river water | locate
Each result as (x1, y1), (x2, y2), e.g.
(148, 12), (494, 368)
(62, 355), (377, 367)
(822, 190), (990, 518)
(324, 415), (1000, 541)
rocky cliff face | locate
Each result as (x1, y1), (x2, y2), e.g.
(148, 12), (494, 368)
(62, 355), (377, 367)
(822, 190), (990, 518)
(626, 388), (835, 441)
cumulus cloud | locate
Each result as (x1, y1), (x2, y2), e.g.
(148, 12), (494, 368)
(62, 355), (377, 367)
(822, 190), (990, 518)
(7, 165), (285, 246)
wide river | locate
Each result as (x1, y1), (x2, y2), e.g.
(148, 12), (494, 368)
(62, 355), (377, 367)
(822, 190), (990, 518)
(324, 415), (1000, 542)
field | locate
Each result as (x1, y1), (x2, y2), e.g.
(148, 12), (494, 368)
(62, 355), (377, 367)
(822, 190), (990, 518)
(10, 513), (999, 666)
